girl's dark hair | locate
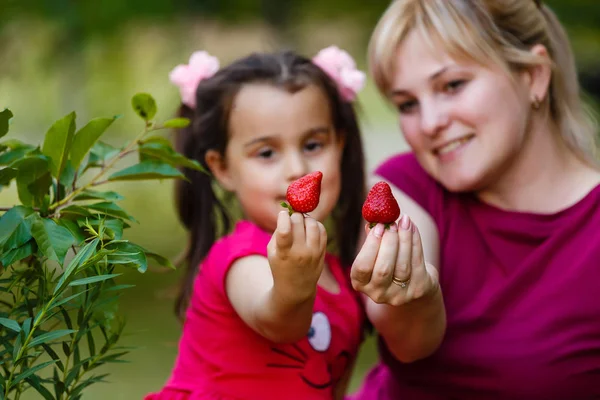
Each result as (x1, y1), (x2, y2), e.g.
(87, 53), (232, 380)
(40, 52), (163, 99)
(173, 50), (366, 320)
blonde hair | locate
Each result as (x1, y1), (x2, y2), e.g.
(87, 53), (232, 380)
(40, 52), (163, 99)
(369, 0), (599, 164)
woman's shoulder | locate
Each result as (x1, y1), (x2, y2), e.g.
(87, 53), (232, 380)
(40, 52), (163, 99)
(375, 152), (430, 180)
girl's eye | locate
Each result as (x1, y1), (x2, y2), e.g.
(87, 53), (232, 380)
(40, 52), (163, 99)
(307, 311), (331, 352)
(257, 148), (274, 159)
(397, 100), (418, 114)
(305, 140), (323, 152)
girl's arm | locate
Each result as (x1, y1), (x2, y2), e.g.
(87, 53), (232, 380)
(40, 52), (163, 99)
(353, 178), (446, 363)
(226, 211), (327, 343)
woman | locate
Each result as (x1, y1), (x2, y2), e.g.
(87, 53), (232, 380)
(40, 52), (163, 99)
(350, 1), (600, 399)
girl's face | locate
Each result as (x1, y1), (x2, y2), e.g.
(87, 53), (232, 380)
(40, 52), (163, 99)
(389, 29), (537, 193)
(208, 83), (344, 232)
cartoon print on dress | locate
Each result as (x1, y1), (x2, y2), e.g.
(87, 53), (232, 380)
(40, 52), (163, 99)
(267, 311), (351, 389)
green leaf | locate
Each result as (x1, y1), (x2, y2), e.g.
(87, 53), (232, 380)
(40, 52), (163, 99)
(139, 142), (206, 172)
(11, 360), (56, 386)
(56, 219), (86, 245)
(25, 374), (55, 400)
(0, 167), (17, 186)
(60, 205), (94, 219)
(107, 160), (185, 181)
(59, 159), (76, 187)
(146, 252), (175, 269)
(0, 140), (35, 166)
(15, 155), (52, 207)
(0, 240), (35, 266)
(70, 116), (117, 171)
(25, 171), (53, 208)
(86, 202), (137, 222)
(73, 189), (124, 202)
(69, 273), (122, 286)
(0, 109), (13, 139)
(131, 93), (157, 121)
(49, 290), (88, 312)
(0, 205), (35, 252)
(28, 330), (76, 348)
(0, 317), (21, 332)
(28, 215), (76, 264)
(83, 218), (125, 240)
(88, 141), (120, 165)
(42, 111), (76, 179)
(106, 241), (148, 272)
(105, 284), (136, 292)
(162, 117), (190, 128)
(53, 238), (99, 295)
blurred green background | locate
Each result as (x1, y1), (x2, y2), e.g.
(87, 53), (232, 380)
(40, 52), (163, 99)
(1, 1), (599, 398)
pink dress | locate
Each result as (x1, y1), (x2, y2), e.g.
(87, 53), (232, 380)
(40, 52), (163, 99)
(146, 221), (364, 400)
(350, 152), (600, 400)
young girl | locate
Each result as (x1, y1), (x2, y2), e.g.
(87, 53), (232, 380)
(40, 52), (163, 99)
(145, 47), (367, 400)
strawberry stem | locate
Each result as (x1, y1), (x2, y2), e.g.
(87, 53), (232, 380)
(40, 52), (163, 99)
(368, 222), (393, 230)
(280, 201), (294, 216)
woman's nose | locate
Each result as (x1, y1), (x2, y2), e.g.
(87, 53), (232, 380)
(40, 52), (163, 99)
(420, 100), (449, 137)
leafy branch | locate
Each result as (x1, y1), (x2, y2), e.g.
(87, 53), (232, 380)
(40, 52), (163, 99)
(0, 93), (202, 399)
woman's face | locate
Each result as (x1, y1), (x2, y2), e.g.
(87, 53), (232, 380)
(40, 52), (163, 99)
(389, 30), (535, 192)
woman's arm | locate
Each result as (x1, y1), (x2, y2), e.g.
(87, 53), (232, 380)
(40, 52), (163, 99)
(353, 177), (446, 363)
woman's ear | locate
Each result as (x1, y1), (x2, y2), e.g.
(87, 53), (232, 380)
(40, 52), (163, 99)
(524, 44), (553, 105)
(205, 150), (235, 192)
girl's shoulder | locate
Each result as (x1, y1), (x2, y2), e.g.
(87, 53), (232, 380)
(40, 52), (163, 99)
(197, 220), (271, 291)
(208, 220), (271, 260)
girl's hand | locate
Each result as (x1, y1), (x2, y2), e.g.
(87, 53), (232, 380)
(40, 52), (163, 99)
(350, 214), (440, 307)
(267, 210), (327, 303)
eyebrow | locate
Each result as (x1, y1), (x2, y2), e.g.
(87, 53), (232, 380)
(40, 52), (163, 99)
(243, 126), (332, 148)
(390, 66), (450, 97)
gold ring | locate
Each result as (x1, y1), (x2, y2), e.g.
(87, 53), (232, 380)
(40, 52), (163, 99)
(392, 276), (410, 288)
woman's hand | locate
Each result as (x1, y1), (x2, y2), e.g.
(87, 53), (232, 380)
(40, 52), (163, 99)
(350, 214), (440, 307)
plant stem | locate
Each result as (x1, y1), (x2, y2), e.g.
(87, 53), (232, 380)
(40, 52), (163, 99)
(3, 295), (57, 397)
(48, 126), (150, 213)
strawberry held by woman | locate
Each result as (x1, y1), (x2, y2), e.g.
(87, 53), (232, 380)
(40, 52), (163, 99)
(145, 46), (367, 400)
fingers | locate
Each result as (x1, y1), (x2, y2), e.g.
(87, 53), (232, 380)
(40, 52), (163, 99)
(411, 222), (425, 269)
(394, 214), (413, 282)
(369, 224), (399, 287)
(304, 217), (321, 249)
(290, 212), (306, 244)
(275, 210), (293, 251)
(351, 224), (384, 287)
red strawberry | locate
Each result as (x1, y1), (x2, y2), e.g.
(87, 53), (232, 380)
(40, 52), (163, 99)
(282, 171), (323, 215)
(362, 181), (400, 228)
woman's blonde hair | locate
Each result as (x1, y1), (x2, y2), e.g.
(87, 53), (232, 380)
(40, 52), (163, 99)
(369, 0), (599, 164)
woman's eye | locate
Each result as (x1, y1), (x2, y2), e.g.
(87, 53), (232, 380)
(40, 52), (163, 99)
(444, 79), (466, 93)
(307, 312), (331, 352)
(397, 100), (417, 114)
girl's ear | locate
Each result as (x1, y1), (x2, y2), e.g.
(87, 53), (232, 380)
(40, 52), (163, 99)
(205, 150), (235, 192)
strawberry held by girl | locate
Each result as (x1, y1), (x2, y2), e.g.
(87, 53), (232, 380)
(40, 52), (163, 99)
(282, 171), (323, 215)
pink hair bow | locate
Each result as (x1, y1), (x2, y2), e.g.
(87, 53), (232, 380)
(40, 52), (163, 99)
(169, 51), (220, 108)
(312, 46), (366, 102)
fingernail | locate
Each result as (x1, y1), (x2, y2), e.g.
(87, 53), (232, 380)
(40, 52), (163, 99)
(400, 214), (410, 230)
(389, 223), (398, 232)
(373, 224), (385, 238)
